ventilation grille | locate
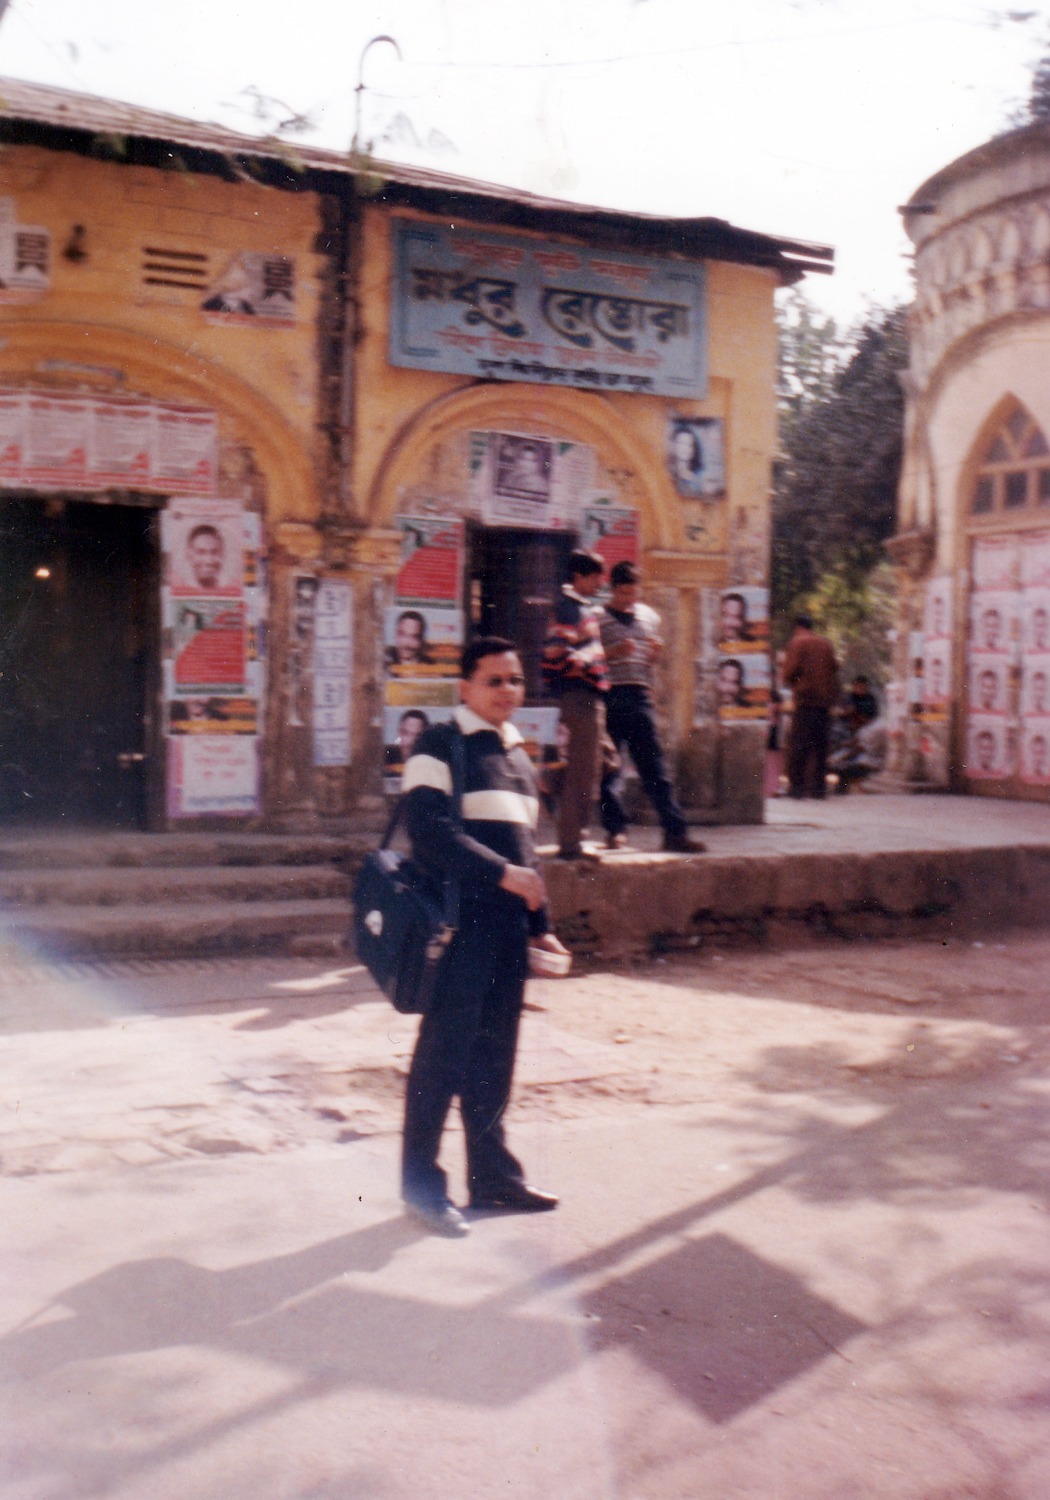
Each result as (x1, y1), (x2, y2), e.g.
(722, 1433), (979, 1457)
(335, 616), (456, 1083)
(141, 246), (209, 290)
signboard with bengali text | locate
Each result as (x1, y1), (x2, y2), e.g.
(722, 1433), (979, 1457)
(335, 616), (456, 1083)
(391, 220), (706, 399)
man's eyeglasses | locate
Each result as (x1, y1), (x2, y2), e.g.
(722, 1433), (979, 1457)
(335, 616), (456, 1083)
(483, 674), (526, 688)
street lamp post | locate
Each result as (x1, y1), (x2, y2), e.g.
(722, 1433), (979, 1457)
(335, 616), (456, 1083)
(352, 33), (401, 158)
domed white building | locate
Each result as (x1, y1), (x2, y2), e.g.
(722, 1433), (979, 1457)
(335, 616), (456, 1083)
(890, 120), (1050, 799)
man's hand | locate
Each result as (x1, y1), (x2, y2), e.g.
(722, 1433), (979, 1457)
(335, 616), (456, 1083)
(499, 863), (546, 911)
(530, 932), (569, 956)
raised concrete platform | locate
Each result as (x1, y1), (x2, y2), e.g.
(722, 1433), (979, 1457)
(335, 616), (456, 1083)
(540, 794), (1050, 957)
(1, 797), (1049, 960)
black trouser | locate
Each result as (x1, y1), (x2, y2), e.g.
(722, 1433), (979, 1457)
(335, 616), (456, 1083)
(599, 684), (687, 839)
(402, 901), (529, 1206)
(788, 703), (831, 798)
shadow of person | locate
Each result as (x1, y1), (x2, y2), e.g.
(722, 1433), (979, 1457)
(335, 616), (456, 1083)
(1, 1214), (574, 1410)
(4, 1216), (418, 1380)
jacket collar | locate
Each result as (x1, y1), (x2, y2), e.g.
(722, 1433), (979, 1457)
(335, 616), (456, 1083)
(562, 583), (594, 605)
(454, 703), (524, 749)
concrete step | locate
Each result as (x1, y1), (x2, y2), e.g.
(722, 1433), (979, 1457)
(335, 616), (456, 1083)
(0, 831), (364, 872)
(0, 863), (349, 909)
(0, 898), (352, 960)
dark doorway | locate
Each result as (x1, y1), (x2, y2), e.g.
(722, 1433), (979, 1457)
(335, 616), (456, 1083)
(0, 495), (158, 827)
(467, 526), (573, 700)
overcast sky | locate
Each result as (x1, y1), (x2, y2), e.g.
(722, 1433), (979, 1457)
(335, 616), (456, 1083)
(2, 0), (1047, 323)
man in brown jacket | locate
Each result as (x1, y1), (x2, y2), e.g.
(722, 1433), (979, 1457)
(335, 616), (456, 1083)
(782, 615), (839, 799)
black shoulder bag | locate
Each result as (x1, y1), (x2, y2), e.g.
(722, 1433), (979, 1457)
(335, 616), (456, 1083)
(351, 727), (464, 1015)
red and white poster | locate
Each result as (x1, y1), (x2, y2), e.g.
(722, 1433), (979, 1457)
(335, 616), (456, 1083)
(0, 389), (219, 496)
(171, 599), (247, 695)
(395, 516), (464, 606)
(88, 399), (154, 488)
(0, 389), (25, 484)
(153, 404), (218, 496)
(581, 506), (640, 575)
(23, 392), (90, 488)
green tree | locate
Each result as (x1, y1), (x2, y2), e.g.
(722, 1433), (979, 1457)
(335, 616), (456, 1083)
(772, 296), (908, 649)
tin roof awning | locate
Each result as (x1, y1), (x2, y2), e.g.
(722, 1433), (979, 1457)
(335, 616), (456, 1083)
(0, 74), (833, 280)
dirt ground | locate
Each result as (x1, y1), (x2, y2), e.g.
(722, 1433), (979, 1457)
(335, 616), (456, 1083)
(1, 932), (1049, 1499)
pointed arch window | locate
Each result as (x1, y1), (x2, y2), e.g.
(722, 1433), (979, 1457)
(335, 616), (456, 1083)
(971, 405), (1050, 516)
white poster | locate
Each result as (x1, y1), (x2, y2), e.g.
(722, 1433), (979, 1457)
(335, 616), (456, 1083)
(1020, 530), (1050, 590)
(0, 198), (50, 300)
(167, 736), (260, 817)
(972, 535), (1018, 592)
(313, 579), (352, 767)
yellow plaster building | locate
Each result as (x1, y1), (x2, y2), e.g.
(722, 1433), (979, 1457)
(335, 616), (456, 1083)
(0, 78), (831, 834)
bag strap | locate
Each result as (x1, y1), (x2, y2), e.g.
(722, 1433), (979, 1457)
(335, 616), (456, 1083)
(381, 723), (465, 935)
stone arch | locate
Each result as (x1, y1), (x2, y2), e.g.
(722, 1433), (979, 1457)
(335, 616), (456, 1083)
(366, 382), (678, 549)
(962, 394), (1050, 521)
(0, 320), (314, 525)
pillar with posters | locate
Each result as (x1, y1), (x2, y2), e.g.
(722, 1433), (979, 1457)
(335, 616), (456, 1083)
(383, 517), (464, 790)
(965, 536), (1019, 783)
(162, 498), (264, 818)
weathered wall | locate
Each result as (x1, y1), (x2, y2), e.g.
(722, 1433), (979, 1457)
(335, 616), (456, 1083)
(347, 201), (779, 822)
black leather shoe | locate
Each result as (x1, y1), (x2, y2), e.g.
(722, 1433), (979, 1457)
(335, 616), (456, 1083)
(404, 1197), (470, 1237)
(662, 831), (707, 853)
(470, 1182), (559, 1213)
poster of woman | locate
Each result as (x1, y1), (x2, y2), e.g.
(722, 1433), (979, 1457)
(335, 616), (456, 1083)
(666, 417), (725, 498)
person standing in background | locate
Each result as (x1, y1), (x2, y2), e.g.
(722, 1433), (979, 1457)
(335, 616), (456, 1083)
(782, 614), (840, 799)
(541, 550), (609, 860)
(598, 561), (705, 853)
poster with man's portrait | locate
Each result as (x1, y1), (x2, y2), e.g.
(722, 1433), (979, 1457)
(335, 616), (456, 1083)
(922, 642), (951, 720)
(969, 591), (1016, 657)
(164, 499), (244, 599)
(666, 417), (724, 498)
(1023, 589), (1050, 654)
(924, 576), (952, 641)
(717, 587), (768, 652)
(1021, 719), (1050, 784)
(382, 703), (455, 791)
(965, 716), (1014, 779)
(384, 606), (462, 680)
(969, 658), (1009, 716)
(1024, 656), (1050, 718)
(716, 652), (770, 720)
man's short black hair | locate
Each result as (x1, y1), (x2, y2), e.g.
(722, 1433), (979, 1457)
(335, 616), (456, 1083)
(461, 635), (519, 680)
(609, 560), (639, 587)
(568, 549), (604, 580)
(187, 522), (222, 546)
(794, 614), (814, 631)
